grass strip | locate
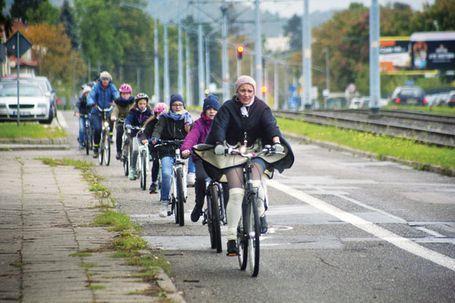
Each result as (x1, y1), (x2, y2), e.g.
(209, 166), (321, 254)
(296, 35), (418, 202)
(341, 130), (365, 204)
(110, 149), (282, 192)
(383, 105), (455, 116)
(277, 117), (455, 171)
(39, 157), (172, 290)
(0, 122), (66, 139)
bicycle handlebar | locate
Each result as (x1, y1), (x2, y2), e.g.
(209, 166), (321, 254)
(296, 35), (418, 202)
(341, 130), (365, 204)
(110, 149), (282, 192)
(225, 144), (284, 159)
(96, 105), (113, 112)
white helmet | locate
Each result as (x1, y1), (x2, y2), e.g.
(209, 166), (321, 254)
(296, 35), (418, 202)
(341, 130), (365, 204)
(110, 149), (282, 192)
(99, 71), (112, 81)
(82, 85), (92, 94)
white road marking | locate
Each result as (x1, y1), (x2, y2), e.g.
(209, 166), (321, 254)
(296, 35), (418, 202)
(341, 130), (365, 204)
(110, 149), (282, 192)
(414, 227), (447, 238)
(268, 179), (455, 272)
(57, 110), (68, 129)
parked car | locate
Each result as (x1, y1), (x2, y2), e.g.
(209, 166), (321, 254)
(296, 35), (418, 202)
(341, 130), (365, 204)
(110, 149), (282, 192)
(448, 91), (455, 108)
(390, 86), (427, 106)
(0, 75), (56, 123)
(0, 81), (53, 123)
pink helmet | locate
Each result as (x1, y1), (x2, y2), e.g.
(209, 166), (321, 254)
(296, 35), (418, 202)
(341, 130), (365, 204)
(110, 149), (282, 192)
(119, 83), (132, 94)
(153, 102), (168, 115)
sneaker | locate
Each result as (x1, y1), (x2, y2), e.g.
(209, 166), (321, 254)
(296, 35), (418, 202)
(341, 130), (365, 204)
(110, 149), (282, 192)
(190, 205), (203, 222)
(92, 150), (99, 158)
(128, 169), (137, 180)
(260, 215), (268, 234)
(159, 205), (168, 217)
(149, 182), (158, 194)
(116, 152), (121, 160)
(187, 173), (195, 187)
(226, 240), (238, 256)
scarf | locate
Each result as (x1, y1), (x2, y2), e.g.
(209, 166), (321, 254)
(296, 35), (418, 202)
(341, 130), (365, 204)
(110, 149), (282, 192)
(162, 110), (193, 124)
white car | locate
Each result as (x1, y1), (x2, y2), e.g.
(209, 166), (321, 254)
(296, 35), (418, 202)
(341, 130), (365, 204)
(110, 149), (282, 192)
(0, 81), (53, 123)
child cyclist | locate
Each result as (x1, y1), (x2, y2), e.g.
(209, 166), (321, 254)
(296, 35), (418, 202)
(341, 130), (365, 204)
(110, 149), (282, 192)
(151, 94), (193, 217)
(138, 102), (168, 193)
(75, 85), (92, 149)
(124, 93), (153, 180)
(111, 83), (135, 160)
(180, 95), (229, 222)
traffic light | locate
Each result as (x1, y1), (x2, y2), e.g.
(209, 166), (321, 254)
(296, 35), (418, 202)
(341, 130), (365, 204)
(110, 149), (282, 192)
(236, 45), (244, 60)
(261, 85), (267, 94)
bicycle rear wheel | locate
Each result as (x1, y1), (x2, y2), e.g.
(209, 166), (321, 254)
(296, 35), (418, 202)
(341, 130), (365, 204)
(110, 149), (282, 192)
(98, 133), (104, 166)
(209, 184), (222, 253)
(247, 194), (261, 277)
(140, 150), (147, 190)
(104, 134), (111, 166)
(84, 128), (90, 155)
(175, 167), (185, 226)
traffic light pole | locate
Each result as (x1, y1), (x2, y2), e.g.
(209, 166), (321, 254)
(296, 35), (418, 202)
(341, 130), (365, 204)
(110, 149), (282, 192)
(302, 0), (312, 110)
(185, 32), (192, 106)
(369, 0), (380, 113)
(254, 0), (263, 99)
(154, 19), (160, 101)
(221, 3), (230, 102)
(178, 22), (184, 96)
(163, 23), (170, 102)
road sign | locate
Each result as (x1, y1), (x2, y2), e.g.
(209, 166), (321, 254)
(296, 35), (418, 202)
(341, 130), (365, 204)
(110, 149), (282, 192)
(5, 31), (32, 58)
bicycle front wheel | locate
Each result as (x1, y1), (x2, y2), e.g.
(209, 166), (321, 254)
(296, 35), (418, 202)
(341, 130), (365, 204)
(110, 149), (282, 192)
(104, 134), (110, 166)
(84, 128), (90, 155)
(140, 150), (147, 190)
(209, 184), (222, 253)
(238, 201), (249, 271)
(175, 167), (185, 226)
(247, 194), (261, 277)
(98, 133), (104, 166)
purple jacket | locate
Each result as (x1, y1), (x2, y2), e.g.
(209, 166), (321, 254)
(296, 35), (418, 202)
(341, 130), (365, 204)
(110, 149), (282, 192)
(181, 113), (212, 153)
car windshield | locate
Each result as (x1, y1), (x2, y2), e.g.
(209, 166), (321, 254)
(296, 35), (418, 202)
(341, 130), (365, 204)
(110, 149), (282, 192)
(0, 84), (44, 97)
(401, 88), (423, 97)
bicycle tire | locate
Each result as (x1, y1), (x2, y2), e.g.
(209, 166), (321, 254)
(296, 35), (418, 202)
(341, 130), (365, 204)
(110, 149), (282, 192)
(206, 189), (215, 248)
(99, 132), (104, 165)
(140, 150), (147, 190)
(248, 193), (261, 277)
(104, 134), (110, 166)
(238, 200), (249, 271)
(210, 184), (222, 253)
(84, 127), (90, 155)
(175, 167), (185, 226)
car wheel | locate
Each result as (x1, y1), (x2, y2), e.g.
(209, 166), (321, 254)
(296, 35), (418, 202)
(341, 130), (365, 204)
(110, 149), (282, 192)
(40, 105), (54, 124)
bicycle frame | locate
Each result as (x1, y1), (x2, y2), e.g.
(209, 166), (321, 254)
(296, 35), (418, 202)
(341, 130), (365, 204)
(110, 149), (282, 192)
(97, 106), (113, 166)
(136, 128), (151, 190)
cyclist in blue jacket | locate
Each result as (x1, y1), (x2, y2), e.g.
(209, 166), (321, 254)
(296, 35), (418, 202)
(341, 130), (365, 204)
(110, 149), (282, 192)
(87, 71), (119, 158)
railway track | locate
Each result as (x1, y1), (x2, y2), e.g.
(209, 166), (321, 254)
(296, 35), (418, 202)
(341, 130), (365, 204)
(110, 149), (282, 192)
(275, 109), (455, 147)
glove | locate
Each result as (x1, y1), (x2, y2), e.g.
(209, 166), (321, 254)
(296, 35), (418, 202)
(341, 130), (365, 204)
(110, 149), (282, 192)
(272, 143), (284, 153)
(214, 144), (226, 155)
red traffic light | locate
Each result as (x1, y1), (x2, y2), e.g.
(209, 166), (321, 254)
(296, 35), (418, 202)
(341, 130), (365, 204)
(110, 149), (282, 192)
(236, 45), (244, 60)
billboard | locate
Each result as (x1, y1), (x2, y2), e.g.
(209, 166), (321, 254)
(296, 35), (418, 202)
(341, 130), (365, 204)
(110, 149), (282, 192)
(379, 37), (411, 72)
(411, 32), (455, 71)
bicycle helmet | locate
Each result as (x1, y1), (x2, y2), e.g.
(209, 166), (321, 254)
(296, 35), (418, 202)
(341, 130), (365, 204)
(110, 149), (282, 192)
(99, 71), (112, 81)
(153, 102), (168, 114)
(119, 83), (132, 94)
(135, 92), (149, 103)
(82, 85), (92, 94)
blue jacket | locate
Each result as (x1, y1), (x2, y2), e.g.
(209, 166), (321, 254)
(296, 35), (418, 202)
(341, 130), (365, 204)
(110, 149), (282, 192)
(87, 82), (119, 111)
(125, 106), (153, 137)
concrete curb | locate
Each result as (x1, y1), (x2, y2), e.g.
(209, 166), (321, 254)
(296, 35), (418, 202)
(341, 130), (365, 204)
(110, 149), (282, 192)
(0, 144), (70, 151)
(283, 132), (455, 177)
(156, 269), (186, 302)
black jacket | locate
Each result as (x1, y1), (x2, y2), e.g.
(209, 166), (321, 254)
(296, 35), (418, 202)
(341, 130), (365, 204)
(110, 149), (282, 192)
(152, 115), (188, 158)
(205, 96), (294, 172)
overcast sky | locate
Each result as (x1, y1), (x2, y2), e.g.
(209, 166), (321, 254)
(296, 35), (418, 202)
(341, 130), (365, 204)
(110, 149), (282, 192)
(257, 0), (434, 18)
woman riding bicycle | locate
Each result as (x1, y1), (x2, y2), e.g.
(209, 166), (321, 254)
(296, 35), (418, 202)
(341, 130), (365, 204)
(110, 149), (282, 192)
(205, 75), (294, 256)
(75, 85), (92, 149)
(87, 71), (119, 158)
(180, 95), (229, 223)
(139, 102), (168, 194)
(124, 93), (153, 180)
(111, 83), (135, 160)
(151, 94), (193, 217)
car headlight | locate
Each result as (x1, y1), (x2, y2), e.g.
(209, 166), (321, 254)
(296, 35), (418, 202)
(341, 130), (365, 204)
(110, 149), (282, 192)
(38, 103), (48, 108)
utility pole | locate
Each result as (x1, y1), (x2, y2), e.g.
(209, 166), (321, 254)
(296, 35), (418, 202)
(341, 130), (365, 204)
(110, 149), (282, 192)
(273, 60), (279, 110)
(154, 19), (160, 101)
(137, 67), (141, 91)
(185, 32), (192, 106)
(163, 23), (170, 102)
(254, 0), (263, 98)
(178, 22), (184, 96)
(324, 48), (330, 93)
(221, 3), (230, 102)
(302, 0), (312, 110)
(197, 13), (205, 104)
(205, 36), (210, 90)
(369, 0), (380, 113)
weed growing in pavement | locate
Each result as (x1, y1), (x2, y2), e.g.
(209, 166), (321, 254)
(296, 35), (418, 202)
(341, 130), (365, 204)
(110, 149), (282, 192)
(70, 252), (92, 258)
(39, 157), (173, 294)
(277, 117), (455, 172)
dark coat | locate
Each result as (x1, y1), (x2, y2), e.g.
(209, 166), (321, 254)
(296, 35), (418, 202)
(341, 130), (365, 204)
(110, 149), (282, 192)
(152, 115), (188, 158)
(205, 96), (294, 173)
(125, 106), (152, 137)
(76, 95), (90, 115)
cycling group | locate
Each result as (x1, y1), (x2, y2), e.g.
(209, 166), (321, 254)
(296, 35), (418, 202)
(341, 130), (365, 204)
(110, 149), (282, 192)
(76, 72), (294, 276)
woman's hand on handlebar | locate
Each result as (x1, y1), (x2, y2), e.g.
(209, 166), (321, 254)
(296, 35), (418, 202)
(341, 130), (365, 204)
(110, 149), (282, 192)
(141, 139), (149, 145)
(181, 149), (191, 158)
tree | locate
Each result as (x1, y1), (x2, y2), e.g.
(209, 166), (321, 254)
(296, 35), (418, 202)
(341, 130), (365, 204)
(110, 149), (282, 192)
(283, 14), (302, 51)
(60, 0), (78, 49)
(381, 2), (414, 36)
(0, 0), (13, 38)
(10, 0), (41, 22)
(412, 0), (455, 31)
(26, 1), (60, 24)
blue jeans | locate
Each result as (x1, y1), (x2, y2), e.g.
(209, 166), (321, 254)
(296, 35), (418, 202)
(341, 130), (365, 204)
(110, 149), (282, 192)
(78, 116), (87, 146)
(188, 157), (195, 174)
(160, 156), (175, 205)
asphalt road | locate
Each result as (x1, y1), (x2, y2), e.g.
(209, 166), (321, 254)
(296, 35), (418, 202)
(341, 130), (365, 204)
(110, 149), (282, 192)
(63, 111), (455, 303)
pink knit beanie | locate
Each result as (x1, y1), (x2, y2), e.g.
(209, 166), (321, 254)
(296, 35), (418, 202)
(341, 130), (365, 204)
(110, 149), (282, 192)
(235, 75), (256, 93)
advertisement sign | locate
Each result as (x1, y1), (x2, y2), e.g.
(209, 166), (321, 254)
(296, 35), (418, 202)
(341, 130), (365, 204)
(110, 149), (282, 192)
(411, 32), (455, 71)
(379, 37), (411, 72)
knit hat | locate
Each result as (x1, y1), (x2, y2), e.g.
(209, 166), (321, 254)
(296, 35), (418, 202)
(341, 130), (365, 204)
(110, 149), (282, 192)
(235, 75), (256, 93)
(203, 95), (220, 111)
(170, 94), (185, 107)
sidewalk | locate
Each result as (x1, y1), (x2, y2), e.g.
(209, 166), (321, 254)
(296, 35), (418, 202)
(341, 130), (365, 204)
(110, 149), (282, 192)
(0, 152), (183, 302)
